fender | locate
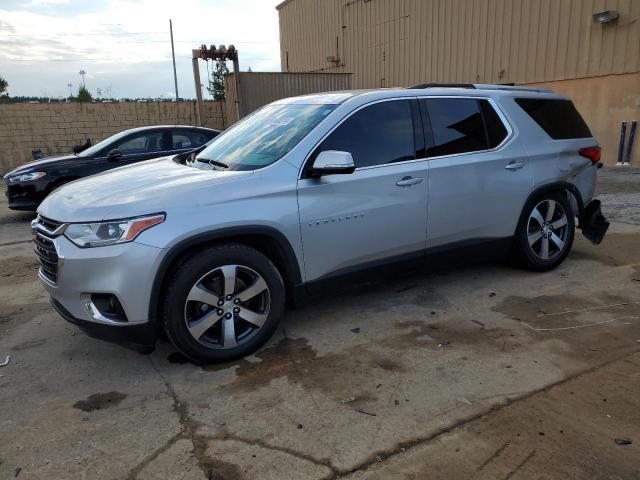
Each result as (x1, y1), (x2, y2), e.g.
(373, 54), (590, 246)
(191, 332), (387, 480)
(526, 181), (584, 215)
(147, 226), (303, 326)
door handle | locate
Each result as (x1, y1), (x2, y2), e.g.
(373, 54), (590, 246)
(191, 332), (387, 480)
(396, 176), (423, 187)
(504, 161), (525, 171)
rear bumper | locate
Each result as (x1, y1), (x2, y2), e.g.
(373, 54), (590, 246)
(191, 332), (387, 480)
(578, 199), (609, 245)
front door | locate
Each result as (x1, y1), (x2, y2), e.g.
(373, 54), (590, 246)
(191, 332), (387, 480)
(297, 99), (429, 282)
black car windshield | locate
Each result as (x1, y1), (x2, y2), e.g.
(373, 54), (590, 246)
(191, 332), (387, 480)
(193, 103), (335, 171)
(77, 130), (132, 157)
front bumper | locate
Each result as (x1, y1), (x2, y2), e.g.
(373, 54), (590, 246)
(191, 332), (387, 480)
(37, 233), (166, 348)
(5, 178), (50, 211)
(51, 298), (157, 352)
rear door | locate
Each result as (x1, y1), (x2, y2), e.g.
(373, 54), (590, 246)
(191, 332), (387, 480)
(422, 97), (532, 248)
(297, 98), (429, 282)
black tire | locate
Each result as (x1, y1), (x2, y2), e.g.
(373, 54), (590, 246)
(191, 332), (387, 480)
(162, 243), (285, 363)
(514, 191), (575, 271)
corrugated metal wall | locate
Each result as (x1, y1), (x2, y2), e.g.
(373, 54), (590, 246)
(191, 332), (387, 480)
(224, 72), (353, 123)
(278, 0), (640, 88)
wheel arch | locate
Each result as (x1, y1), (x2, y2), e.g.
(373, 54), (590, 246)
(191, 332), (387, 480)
(516, 181), (584, 232)
(148, 226), (303, 327)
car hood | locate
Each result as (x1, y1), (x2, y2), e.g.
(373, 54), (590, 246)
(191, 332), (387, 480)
(4, 154), (79, 177)
(38, 157), (254, 222)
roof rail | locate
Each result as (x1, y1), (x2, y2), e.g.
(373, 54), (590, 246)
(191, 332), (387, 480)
(408, 83), (476, 89)
(407, 83), (552, 93)
(473, 84), (553, 93)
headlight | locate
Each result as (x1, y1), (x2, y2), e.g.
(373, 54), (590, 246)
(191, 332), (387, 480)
(64, 214), (165, 247)
(8, 171), (46, 182)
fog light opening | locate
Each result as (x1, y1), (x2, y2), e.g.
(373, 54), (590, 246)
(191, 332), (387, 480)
(81, 293), (129, 323)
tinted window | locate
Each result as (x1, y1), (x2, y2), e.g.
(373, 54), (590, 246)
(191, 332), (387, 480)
(480, 100), (508, 148)
(116, 131), (168, 154)
(515, 98), (591, 139)
(172, 130), (213, 149)
(425, 98), (487, 157)
(316, 100), (414, 168)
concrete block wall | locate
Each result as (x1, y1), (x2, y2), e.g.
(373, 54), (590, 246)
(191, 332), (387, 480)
(0, 101), (226, 173)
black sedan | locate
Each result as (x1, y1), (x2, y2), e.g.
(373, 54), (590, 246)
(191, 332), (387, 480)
(3, 125), (219, 211)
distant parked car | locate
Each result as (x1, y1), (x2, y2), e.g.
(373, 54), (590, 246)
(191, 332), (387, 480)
(4, 125), (219, 210)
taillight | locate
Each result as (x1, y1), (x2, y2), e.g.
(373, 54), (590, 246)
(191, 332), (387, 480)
(579, 146), (601, 164)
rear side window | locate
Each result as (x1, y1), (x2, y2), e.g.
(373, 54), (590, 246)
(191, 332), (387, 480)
(315, 100), (415, 168)
(480, 100), (508, 149)
(423, 98), (487, 157)
(515, 98), (591, 139)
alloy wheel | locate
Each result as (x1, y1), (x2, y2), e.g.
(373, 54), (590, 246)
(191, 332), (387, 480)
(526, 199), (569, 261)
(184, 264), (270, 349)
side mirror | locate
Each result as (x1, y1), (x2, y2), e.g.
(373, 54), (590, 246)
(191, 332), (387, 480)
(107, 149), (122, 161)
(311, 150), (355, 176)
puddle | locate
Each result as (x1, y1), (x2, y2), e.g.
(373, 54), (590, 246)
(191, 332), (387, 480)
(73, 391), (127, 412)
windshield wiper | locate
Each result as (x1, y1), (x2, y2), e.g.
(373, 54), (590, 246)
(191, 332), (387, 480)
(196, 158), (229, 169)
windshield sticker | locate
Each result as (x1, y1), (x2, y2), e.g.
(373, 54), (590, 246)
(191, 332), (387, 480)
(268, 118), (292, 126)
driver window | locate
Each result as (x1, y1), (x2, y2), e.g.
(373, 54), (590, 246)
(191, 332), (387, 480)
(116, 132), (165, 154)
(314, 100), (415, 168)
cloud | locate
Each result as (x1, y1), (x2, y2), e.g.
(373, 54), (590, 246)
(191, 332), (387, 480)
(22, 0), (70, 7)
(1, 0), (282, 98)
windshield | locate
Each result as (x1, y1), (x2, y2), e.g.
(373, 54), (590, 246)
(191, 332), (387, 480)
(77, 129), (132, 157)
(193, 103), (335, 171)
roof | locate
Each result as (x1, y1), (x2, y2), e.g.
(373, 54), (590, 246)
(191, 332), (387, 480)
(272, 84), (561, 106)
(121, 125), (217, 133)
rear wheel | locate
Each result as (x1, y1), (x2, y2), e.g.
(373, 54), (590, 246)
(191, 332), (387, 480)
(162, 244), (285, 363)
(514, 192), (575, 271)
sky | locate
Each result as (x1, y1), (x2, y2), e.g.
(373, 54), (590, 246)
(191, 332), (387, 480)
(0, 0), (282, 99)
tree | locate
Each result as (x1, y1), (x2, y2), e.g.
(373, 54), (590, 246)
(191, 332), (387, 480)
(206, 59), (229, 101)
(77, 85), (93, 103)
(0, 75), (8, 98)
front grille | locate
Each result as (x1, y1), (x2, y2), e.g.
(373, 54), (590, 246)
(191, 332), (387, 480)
(32, 217), (62, 284)
(38, 216), (63, 232)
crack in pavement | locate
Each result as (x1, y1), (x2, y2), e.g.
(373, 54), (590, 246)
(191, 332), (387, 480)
(127, 357), (240, 480)
(0, 239), (32, 247)
(502, 449), (536, 480)
(215, 432), (339, 478)
(128, 357), (336, 479)
(471, 442), (510, 477)
(335, 348), (640, 479)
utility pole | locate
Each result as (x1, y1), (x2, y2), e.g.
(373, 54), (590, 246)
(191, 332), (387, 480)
(67, 83), (73, 97)
(170, 19), (179, 101)
(79, 70), (86, 88)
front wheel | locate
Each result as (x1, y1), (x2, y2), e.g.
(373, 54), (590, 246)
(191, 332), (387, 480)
(514, 192), (575, 271)
(162, 244), (285, 363)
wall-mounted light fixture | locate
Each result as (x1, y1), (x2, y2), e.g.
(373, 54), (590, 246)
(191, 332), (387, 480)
(593, 10), (619, 24)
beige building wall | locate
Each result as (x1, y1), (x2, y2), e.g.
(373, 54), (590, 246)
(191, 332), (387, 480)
(278, 0), (640, 165)
(0, 101), (225, 173)
(278, 0), (640, 87)
(525, 73), (640, 165)
(224, 71), (353, 124)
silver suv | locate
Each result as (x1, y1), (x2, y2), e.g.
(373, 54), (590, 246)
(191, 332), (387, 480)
(33, 85), (608, 362)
